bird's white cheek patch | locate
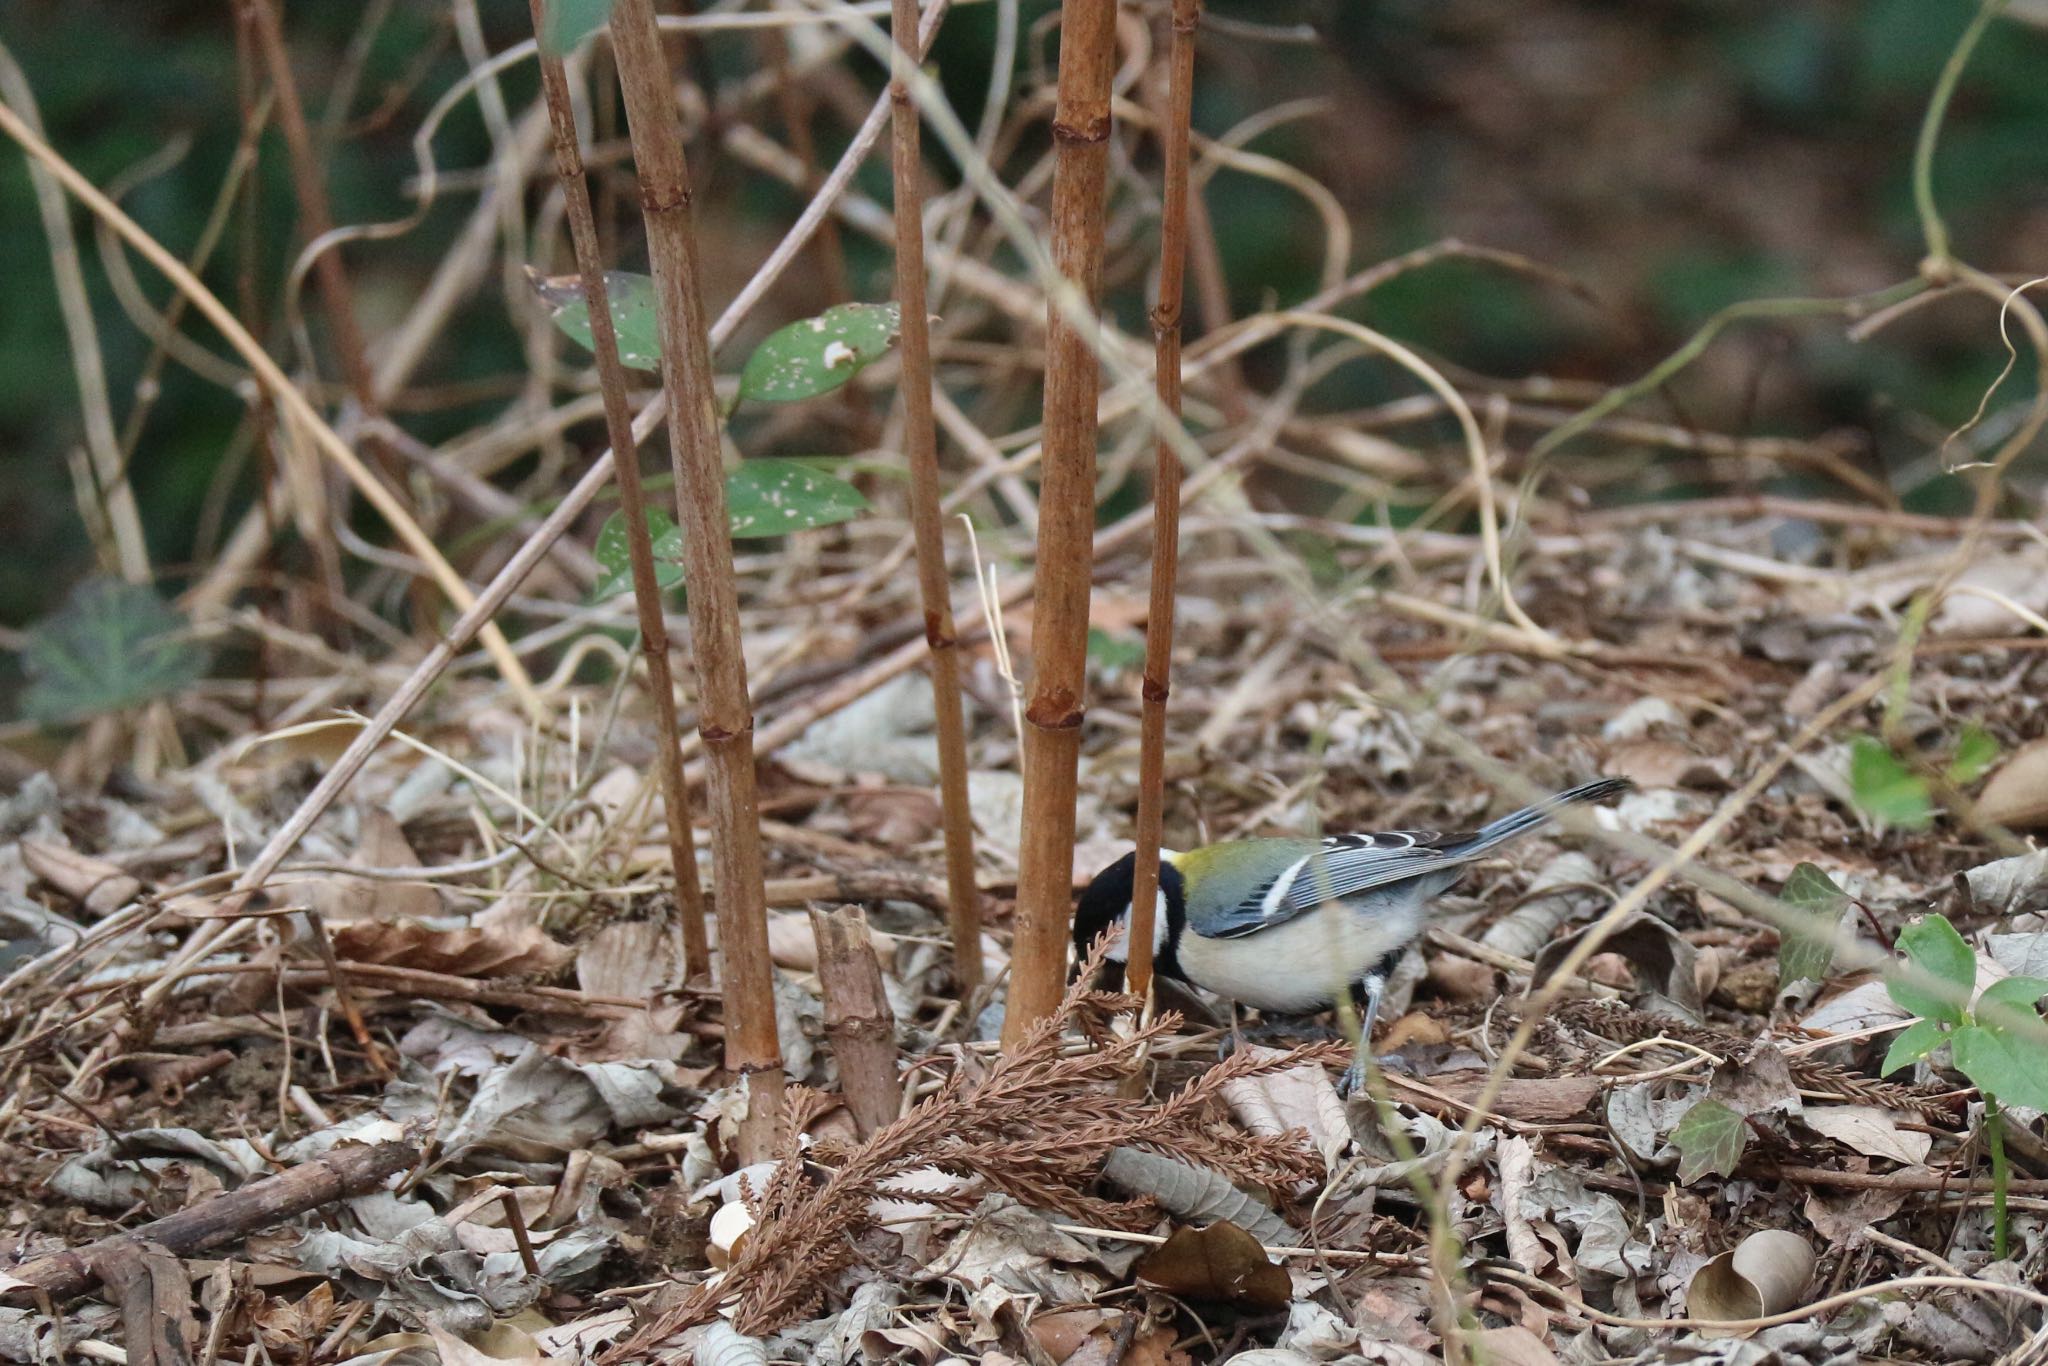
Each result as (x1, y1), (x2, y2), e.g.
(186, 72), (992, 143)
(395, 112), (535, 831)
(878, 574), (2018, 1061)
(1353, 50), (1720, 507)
(1100, 890), (1169, 964)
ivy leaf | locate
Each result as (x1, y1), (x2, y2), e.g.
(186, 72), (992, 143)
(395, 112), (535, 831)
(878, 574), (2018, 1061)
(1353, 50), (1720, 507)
(1887, 914), (1976, 1026)
(1849, 736), (1933, 829)
(591, 509), (685, 604)
(725, 460), (867, 538)
(22, 579), (209, 724)
(1953, 1020), (2048, 1113)
(738, 302), (900, 403)
(1778, 862), (1846, 989)
(540, 0), (615, 55)
(1671, 1098), (1748, 1184)
(1949, 724), (2001, 786)
(1881, 1017), (1948, 1076)
(531, 268), (661, 369)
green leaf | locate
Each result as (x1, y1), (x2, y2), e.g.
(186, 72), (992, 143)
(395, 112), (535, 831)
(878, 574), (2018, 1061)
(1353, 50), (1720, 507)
(22, 579), (208, 724)
(591, 509), (685, 604)
(1881, 1017), (1948, 1076)
(1953, 1021), (2048, 1113)
(1849, 736), (1933, 829)
(1671, 1098), (1748, 1184)
(1976, 976), (2048, 1014)
(540, 0), (615, 55)
(532, 269), (661, 369)
(738, 302), (900, 403)
(725, 460), (867, 538)
(1087, 627), (1146, 675)
(1887, 914), (1976, 1025)
(1949, 724), (2001, 786)
(1778, 862), (1847, 989)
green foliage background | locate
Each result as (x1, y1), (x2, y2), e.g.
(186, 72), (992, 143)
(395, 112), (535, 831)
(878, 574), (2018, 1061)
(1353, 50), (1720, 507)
(2, 0), (2044, 633)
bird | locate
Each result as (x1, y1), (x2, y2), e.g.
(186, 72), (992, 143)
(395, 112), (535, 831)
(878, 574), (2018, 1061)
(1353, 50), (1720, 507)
(1071, 777), (1631, 1086)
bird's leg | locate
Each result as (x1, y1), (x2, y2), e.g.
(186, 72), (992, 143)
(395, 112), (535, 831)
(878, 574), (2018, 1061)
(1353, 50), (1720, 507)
(1337, 972), (1386, 1098)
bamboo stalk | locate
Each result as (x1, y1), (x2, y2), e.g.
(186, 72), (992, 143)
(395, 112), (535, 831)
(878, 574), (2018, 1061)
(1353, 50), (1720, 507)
(1002, 0), (1121, 1048)
(889, 0), (984, 997)
(608, 0), (784, 1161)
(1125, 0), (1198, 1002)
(528, 0), (710, 982)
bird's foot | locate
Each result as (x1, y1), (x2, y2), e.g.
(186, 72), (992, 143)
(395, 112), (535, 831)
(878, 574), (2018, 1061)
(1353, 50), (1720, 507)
(1336, 1050), (1419, 1099)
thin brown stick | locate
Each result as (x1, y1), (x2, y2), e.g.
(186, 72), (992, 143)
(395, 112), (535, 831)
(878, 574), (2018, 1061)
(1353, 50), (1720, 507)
(1124, 0), (1197, 1002)
(529, 0), (711, 981)
(1003, 0), (1122, 1047)
(2, 1138), (418, 1301)
(890, 0), (983, 996)
(609, 0), (784, 1162)
(809, 906), (903, 1136)
(242, 0), (404, 502)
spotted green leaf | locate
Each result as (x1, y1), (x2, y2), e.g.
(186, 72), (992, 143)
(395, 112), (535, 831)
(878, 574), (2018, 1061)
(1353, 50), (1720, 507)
(591, 464), (868, 600)
(591, 508), (686, 604)
(1671, 1098), (1747, 1184)
(532, 268), (660, 369)
(738, 302), (900, 403)
(22, 578), (208, 724)
(1778, 862), (1846, 990)
(726, 460), (867, 537)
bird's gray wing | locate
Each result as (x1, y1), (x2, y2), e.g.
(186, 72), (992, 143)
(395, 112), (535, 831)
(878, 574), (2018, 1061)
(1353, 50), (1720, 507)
(1202, 831), (1473, 940)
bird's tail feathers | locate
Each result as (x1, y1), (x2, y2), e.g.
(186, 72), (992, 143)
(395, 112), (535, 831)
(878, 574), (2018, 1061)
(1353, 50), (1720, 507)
(1457, 777), (1632, 854)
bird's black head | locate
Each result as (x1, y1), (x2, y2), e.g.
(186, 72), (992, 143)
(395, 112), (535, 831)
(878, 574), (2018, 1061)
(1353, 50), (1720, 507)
(1072, 852), (1185, 977)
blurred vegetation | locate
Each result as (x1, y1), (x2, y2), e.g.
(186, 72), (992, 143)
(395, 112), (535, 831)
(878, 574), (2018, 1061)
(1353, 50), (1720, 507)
(2, 0), (2044, 638)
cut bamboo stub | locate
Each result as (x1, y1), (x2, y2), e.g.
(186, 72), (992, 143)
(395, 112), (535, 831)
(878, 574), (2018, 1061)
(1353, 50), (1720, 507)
(810, 906), (904, 1136)
(1003, 0), (1122, 1049)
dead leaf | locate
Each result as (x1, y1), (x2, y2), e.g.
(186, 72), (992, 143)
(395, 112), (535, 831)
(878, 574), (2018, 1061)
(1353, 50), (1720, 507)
(1799, 1105), (1932, 1166)
(1687, 1229), (1815, 1330)
(1468, 1326), (1560, 1366)
(1803, 1184), (1907, 1246)
(330, 919), (572, 979)
(303, 809), (440, 923)
(576, 920), (676, 999)
(1605, 738), (1731, 791)
(1219, 1043), (1350, 1174)
(1978, 737), (2048, 831)
(1531, 912), (1701, 1021)
(21, 838), (140, 916)
(1133, 1222), (1291, 1311)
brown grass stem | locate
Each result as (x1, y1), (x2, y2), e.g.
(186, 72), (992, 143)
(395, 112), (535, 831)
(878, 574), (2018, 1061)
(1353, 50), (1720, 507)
(609, 0), (784, 1161)
(529, 0), (710, 981)
(890, 0), (984, 996)
(1123, 0), (1198, 1002)
(1002, 0), (1122, 1048)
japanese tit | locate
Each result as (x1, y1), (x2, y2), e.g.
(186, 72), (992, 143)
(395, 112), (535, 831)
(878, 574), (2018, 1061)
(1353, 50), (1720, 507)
(1072, 778), (1631, 1051)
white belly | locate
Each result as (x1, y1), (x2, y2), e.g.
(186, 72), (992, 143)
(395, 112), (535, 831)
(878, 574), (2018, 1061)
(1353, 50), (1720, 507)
(1175, 894), (1426, 1014)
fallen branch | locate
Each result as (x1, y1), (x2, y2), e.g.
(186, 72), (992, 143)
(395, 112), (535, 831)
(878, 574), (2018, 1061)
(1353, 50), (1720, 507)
(2, 1137), (418, 1301)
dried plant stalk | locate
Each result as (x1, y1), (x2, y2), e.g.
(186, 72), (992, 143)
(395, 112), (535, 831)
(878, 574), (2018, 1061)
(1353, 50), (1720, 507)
(808, 906), (902, 1136)
(528, 0), (710, 980)
(609, 0), (783, 1160)
(889, 0), (984, 995)
(1126, 0), (1198, 1000)
(1003, 0), (1123, 1047)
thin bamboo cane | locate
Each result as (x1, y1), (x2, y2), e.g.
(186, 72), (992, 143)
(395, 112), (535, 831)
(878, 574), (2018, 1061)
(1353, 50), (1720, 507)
(608, 0), (784, 1161)
(528, 0), (710, 982)
(889, 0), (984, 997)
(1002, 0), (1121, 1048)
(1125, 0), (1198, 1002)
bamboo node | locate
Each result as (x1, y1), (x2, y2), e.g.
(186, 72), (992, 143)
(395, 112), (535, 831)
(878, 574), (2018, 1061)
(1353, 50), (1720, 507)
(923, 612), (957, 651)
(699, 719), (756, 743)
(1024, 691), (1086, 730)
(1140, 676), (1170, 703)
(1051, 114), (1112, 146)
(638, 182), (692, 213)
